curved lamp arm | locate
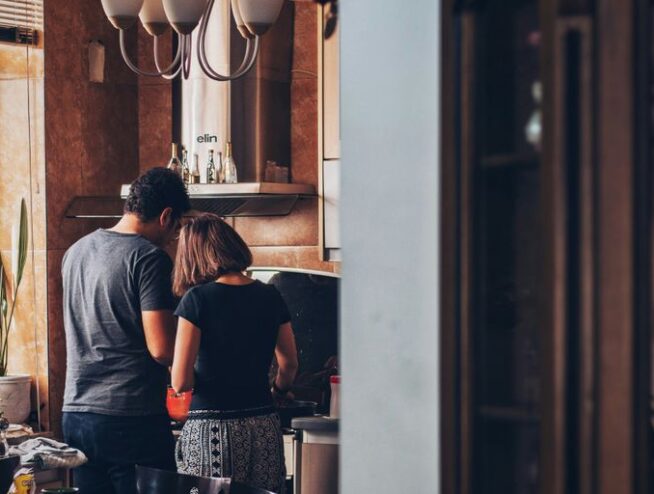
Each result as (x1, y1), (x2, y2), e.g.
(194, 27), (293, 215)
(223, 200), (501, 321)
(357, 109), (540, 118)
(119, 28), (183, 77)
(182, 33), (193, 79)
(196, 0), (260, 81)
(153, 34), (183, 79)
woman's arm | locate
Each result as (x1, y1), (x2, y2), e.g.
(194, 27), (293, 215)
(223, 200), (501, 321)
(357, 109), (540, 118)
(171, 317), (201, 393)
(272, 322), (299, 396)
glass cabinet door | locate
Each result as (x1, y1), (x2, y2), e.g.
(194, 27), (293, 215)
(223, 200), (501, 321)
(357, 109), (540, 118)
(466, 1), (542, 492)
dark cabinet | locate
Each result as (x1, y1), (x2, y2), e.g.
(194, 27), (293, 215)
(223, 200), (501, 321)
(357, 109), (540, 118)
(441, 1), (647, 494)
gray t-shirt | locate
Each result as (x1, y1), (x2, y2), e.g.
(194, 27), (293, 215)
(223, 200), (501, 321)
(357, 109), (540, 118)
(62, 229), (175, 416)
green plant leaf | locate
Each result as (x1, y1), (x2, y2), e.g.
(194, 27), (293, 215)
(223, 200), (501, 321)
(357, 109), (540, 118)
(15, 198), (28, 287)
(0, 259), (6, 320)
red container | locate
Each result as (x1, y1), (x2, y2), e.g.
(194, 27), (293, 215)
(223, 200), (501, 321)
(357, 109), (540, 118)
(166, 387), (192, 422)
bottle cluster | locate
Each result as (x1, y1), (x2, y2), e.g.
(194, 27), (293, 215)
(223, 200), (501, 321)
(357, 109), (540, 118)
(167, 141), (238, 185)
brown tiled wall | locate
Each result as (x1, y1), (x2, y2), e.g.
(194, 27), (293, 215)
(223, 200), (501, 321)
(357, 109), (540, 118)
(138, 28), (173, 172)
(44, 0), (140, 436)
(235, 3), (338, 274)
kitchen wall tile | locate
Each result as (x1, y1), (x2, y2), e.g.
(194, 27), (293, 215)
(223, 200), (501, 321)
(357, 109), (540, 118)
(139, 84), (173, 172)
(292, 2), (319, 78)
(44, 76), (85, 251)
(44, 3), (85, 80)
(82, 84), (140, 194)
(291, 78), (318, 188)
(45, 79), (137, 250)
(46, 249), (66, 438)
(234, 198), (319, 247)
(250, 246), (338, 273)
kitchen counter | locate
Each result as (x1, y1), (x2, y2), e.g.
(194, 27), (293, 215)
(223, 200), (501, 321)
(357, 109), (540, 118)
(291, 416), (339, 494)
(291, 416), (339, 434)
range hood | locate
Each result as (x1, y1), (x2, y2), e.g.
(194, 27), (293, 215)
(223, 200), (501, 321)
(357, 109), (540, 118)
(65, 182), (316, 219)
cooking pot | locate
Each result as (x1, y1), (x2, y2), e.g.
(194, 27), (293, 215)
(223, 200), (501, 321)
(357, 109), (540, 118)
(276, 400), (317, 428)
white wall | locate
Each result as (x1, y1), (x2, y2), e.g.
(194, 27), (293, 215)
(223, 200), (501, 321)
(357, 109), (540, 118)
(339, 0), (441, 492)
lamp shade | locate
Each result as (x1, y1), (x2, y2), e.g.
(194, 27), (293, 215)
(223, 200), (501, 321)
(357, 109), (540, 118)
(238, 0), (284, 36)
(163, 0), (209, 34)
(101, 0), (145, 30)
(139, 0), (169, 36)
(231, 0), (254, 39)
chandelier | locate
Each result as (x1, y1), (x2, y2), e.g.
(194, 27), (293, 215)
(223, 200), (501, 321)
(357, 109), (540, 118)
(100, 0), (286, 81)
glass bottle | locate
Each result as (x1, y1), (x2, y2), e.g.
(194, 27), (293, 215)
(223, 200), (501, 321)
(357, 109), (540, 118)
(191, 154), (201, 184)
(223, 141), (238, 184)
(167, 143), (182, 176)
(217, 151), (225, 184)
(181, 148), (190, 184)
(206, 149), (217, 184)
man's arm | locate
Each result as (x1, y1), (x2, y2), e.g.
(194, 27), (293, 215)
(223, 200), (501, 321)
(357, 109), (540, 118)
(142, 310), (176, 366)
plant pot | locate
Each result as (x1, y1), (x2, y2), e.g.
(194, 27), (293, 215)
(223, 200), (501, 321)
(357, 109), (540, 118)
(0, 374), (31, 424)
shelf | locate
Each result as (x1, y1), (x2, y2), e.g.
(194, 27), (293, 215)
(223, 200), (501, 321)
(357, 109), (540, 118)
(478, 405), (540, 423)
(66, 182), (317, 219)
(480, 153), (539, 170)
(119, 182), (316, 198)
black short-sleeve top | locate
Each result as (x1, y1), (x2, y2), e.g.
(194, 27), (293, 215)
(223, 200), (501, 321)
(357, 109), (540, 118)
(174, 280), (291, 411)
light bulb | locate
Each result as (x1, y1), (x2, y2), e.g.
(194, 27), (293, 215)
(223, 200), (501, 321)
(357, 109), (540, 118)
(139, 0), (170, 36)
(238, 0), (284, 36)
(231, 0), (254, 39)
(162, 0), (209, 35)
(101, 0), (145, 30)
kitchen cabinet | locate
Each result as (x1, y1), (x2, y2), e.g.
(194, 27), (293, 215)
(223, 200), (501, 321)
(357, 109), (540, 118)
(441, 0), (646, 493)
(322, 3), (340, 160)
(319, 3), (341, 257)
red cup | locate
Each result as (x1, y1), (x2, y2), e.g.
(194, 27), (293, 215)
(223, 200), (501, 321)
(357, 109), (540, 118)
(166, 387), (192, 422)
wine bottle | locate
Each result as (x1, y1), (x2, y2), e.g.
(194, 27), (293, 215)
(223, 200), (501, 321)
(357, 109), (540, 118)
(223, 141), (238, 184)
(167, 143), (182, 176)
(181, 148), (190, 184)
(206, 149), (217, 184)
(191, 154), (201, 184)
(217, 151), (225, 184)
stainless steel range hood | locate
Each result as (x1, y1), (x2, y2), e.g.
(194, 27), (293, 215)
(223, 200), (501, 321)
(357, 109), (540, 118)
(65, 182), (316, 219)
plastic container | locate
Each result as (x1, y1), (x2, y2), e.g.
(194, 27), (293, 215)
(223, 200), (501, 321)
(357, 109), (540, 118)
(329, 375), (340, 418)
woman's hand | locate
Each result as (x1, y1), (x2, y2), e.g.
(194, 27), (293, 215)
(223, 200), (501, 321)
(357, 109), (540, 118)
(271, 381), (295, 403)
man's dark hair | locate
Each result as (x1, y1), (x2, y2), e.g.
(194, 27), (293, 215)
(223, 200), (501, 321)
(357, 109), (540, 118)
(124, 167), (190, 222)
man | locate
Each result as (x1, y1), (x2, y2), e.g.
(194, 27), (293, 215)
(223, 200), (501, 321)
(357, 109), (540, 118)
(61, 168), (190, 493)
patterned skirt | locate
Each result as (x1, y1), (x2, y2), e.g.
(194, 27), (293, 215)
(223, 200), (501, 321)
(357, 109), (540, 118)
(176, 408), (286, 494)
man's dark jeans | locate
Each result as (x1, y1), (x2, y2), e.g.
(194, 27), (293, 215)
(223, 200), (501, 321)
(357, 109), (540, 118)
(63, 412), (175, 494)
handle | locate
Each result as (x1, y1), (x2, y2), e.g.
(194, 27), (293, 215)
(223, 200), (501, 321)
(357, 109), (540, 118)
(547, 15), (594, 494)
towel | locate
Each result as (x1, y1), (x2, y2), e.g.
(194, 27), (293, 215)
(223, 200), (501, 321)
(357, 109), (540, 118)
(8, 437), (87, 469)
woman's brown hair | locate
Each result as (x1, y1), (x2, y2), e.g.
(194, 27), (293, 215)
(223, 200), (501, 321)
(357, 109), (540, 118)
(172, 213), (253, 296)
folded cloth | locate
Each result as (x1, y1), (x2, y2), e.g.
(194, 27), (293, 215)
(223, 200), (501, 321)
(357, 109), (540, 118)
(8, 437), (87, 470)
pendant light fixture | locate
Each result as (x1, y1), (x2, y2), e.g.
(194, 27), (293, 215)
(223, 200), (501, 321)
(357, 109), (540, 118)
(100, 0), (288, 81)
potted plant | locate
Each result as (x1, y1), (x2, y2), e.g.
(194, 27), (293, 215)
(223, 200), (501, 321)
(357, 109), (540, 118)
(0, 199), (31, 424)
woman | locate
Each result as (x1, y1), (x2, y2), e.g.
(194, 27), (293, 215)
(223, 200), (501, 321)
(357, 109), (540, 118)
(171, 213), (298, 493)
